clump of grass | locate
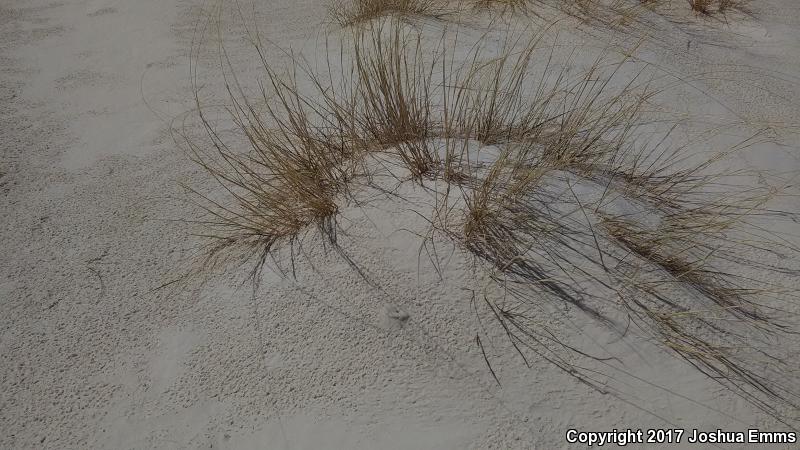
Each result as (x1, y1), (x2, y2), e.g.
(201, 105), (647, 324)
(688, 0), (742, 15)
(185, 65), (351, 275)
(472, 0), (537, 15)
(349, 23), (438, 177)
(183, 15), (799, 421)
(429, 34), (798, 418)
(470, 0), (645, 30)
(331, 0), (454, 26)
(603, 212), (772, 324)
(181, 18), (445, 279)
(602, 206), (798, 415)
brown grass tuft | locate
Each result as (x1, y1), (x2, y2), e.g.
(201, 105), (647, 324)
(688, 0), (743, 15)
(331, 0), (455, 26)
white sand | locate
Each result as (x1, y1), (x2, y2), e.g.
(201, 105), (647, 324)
(2, 0), (800, 448)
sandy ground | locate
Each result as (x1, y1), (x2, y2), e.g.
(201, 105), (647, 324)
(2, 0), (800, 449)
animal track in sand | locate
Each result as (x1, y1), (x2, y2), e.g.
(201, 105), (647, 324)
(383, 304), (410, 330)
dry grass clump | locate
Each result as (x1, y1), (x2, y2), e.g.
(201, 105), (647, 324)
(182, 20), (442, 277)
(428, 39), (797, 417)
(331, 0), (454, 26)
(602, 210), (773, 327)
(602, 207), (797, 413)
(330, 0), (636, 28)
(348, 24), (439, 177)
(449, 134), (799, 418)
(632, 0), (749, 19)
(688, 0), (742, 15)
(472, 0), (537, 15)
(184, 17), (799, 420)
(185, 68), (351, 272)
(470, 0), (645, 29)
